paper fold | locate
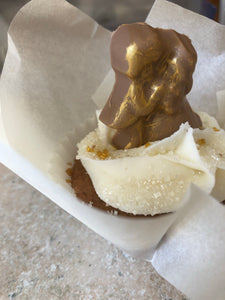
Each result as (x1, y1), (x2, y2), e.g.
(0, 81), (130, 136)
(0, 0), (111, 171)
(152, 185), (225, 300)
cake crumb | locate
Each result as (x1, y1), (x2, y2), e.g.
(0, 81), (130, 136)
(213, 127), (220, 132)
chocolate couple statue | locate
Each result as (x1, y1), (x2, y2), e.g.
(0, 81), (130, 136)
(99, 23), (202, 149)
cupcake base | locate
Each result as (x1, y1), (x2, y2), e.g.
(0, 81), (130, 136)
(71, 160), (158, 217)
(71, 160), (225, 218)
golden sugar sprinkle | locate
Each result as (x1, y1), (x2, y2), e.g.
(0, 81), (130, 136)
(87, 145), (109, 160)
(87, 145), (95, 153)
(97, 149), (109, 160)
(145, 142), (151, 148)
(66, 168), (72, 177)
(197, 138), (206, 146)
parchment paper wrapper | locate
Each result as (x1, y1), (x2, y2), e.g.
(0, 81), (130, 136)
(0, 0), (225, 299)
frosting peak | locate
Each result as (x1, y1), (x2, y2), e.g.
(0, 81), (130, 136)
(99, 23), (202, 149)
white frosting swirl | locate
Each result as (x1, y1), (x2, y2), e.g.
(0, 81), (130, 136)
(77, 112), (225, 215)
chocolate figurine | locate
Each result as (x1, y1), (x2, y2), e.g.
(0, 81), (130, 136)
(99, 23), (202, 149)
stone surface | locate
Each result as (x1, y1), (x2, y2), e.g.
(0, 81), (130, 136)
(0, 163), (187, 299)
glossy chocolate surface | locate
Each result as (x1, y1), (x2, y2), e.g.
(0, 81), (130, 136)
(99, 23), (202, 149)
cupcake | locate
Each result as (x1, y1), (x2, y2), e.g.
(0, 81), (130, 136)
(72, 23), (225, 216)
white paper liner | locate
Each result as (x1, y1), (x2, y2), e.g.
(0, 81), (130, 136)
(0, 0), (225, 298)
(151, 185), (225, 300)
(0, 0), (111, 173)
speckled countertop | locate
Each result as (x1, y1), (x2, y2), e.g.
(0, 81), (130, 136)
(0, 163), (187, 299)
